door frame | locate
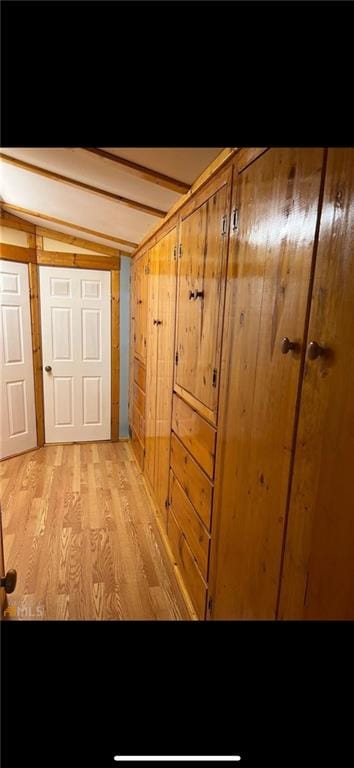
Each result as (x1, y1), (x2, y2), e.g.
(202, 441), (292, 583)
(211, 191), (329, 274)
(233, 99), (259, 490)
(0, 218), (121, 449)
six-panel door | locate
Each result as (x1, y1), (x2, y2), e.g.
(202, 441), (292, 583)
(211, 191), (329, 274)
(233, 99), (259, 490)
(208, 148), (325, 619)
(279, 148), (354, 619)
(175, 185), (229, 419)
(0, 260), (37, 459)
(40, 266), (111, 443)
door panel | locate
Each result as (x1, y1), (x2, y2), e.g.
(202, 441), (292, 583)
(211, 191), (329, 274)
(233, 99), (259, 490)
(144, 245), (158, 490)
(40, 266), (111, 443)
(209, 148), (325, 619)
(134, 253), (148, 361)
(175, 185), (229, 414)
(0, 261), (37, 459)
(279, 149), (354, 619)
(154, 228), (177, 519)
(145, 229), (177, 519)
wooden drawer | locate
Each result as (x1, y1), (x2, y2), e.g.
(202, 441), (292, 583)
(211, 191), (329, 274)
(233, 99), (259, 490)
(169, 469), (210, 579)
(134, 357), (146, 393)
(131, 427), (144, 470)
(132, 404), (145, 445)
(133, 381), (145, 417)
(167, 508), (207, 620)
(170, 432), (212, 530)
(171, 394), (216, 479)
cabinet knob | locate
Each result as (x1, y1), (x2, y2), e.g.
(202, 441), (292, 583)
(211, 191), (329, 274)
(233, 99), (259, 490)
(44, 365), (52, 372)
(307, 340), (326, 360)
(281, 337), (297, 355)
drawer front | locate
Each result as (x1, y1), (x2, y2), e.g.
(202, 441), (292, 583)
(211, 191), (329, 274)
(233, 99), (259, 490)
(169, 470), (210, 579)
(171, 394), (216, 479)
(134, 357), (146, 392)
(131, 427), (144, 470)
(168, 509), (207, 620)
(170, 432), (212, 530)
(132, 404), (145, 445)
(133, 381), (145, 417)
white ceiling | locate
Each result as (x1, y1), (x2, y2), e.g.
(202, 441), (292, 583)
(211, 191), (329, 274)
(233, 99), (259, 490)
(0, 148), (223, 253)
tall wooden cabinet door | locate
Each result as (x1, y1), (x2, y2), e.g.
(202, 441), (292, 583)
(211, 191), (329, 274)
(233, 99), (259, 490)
(144, 245), (159, 491)
(208, 148), (325, 620)
(175, 183), (230, 419)
(134, 253), (148, 362)
(154, 228), (177, 522)
(279, 149), (354, 620)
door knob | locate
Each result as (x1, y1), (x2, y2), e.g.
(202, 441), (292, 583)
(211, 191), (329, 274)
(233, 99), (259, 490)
(189, 290), (196, 300)
(44, 365), (52, 372)
(281, 337), (297, 354)
(189, 290), (204, 301)
(0, 568), (17, 594)
(307, 341), (326, 360)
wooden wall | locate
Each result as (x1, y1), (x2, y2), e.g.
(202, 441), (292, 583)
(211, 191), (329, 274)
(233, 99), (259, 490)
(129, 147), (354, 621)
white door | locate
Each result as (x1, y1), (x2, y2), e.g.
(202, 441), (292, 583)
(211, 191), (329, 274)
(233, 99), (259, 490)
(40, 267), (111, 443)
(0, 261), (37, 459)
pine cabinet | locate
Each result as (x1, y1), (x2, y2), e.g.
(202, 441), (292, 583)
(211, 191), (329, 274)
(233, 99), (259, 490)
(208, 148), (326, 619)
(278, 148), (354, 619)
(144, 227), (177, 521)
(174, 175), (231, 423)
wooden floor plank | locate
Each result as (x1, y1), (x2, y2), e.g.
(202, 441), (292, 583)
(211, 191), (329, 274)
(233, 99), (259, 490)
(1, 442), (189, 620)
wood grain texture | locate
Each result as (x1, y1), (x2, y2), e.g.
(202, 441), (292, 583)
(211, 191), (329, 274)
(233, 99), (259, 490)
(209, 148), (325, 620)
(167, 508), (207, 620)
(1, 443), (189, 620)
(0, 155), (166, 218)
(133, 358), (146, 392)
(144, 243), (159, 491)
(28, 264), (45, 447)
(175, 183), (230, 416)
(111, 270), (120, 441)
(278, 148), (354, 619)
(37, 249), (120, 271)
(133, 253), (149, 361)
(0, 243), (36, 263)
(171, 394), (216, 480)
(1, 205), (137, 251)
(134, 149), (238, 257)
(169, 470), (210, 579)
(0, 208), (36, 233)
(170, 432), (212, 530)
(150, 228), (177, 520)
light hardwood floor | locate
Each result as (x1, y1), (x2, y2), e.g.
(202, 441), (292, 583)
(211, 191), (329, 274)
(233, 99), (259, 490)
(0, 442), (189, 620)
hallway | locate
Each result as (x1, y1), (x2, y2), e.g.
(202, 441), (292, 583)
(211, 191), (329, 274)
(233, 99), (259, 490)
(0, 442), (189, 620)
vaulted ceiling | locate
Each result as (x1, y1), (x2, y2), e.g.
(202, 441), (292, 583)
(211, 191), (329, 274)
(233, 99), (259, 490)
(0, 148), (223, 254)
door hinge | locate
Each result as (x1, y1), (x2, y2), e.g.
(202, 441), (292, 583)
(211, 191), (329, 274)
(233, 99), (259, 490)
(175, 351), (179, 365)
(207, 595), (213, 614)
(221, 214), (228, 236)
(212, 368), (217, 387)
(164, 498), (170, 509)
(173, 245), (177, 260)
(178, 243), (183, 258)
(232, 207), (239, 231)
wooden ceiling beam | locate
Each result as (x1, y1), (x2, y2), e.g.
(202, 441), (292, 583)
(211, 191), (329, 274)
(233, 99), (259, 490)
(82, 148), (190, 194)
(1, 203), (138, 251)
(0, 153), (166, 218)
